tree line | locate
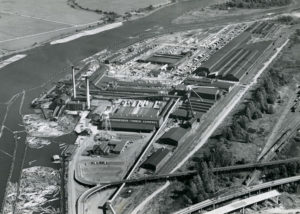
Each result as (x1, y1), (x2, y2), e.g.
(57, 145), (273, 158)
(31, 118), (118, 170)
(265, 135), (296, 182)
(212, 0), (292, 10)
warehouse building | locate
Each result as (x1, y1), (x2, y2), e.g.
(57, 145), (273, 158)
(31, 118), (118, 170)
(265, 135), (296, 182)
(191, 87), (221, 100)
(170, 109), (194, 120)
(141, 148), (170, 172)
(138, 53), (189, 69)
(158, 127), (188, 147)
(102, 99), (175, 132)
(171, 84), (222, 100)
(193, 32), (251, 77)
(184, 77), (234, 92)
(179, 98), (214, 114)
(193, 34), (272, 82)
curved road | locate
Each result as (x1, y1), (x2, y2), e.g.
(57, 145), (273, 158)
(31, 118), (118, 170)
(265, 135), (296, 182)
(173, 175), (300, 214)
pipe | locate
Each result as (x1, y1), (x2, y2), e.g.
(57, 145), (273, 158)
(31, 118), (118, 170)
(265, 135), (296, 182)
(85, 76), (90, 109)
(72, 66), (76, 99)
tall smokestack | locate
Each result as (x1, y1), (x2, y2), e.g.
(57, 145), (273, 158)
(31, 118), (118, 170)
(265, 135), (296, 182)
(85, 76), (90, 110)
(72, 66), (76, 99)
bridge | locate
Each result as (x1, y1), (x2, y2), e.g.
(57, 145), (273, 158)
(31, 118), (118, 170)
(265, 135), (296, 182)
(205, 190), (280, 214)
(172, 175), (300, 214)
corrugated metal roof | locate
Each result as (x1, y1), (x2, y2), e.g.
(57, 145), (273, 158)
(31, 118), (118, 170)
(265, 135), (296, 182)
(110, 121), (155, 131)
(142, 148), (170, 167)
(198, 32), (251, 71)
(212, 81), (234, 90)
(193, 87), (219, 95)
(160, 127), (188, 143)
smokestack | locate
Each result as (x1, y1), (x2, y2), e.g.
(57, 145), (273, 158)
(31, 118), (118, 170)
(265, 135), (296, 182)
(85, 76), (90, 110)
(72, 66), (76, 99)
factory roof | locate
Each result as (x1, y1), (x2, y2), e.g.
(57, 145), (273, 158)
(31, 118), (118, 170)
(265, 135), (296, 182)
(183, 77), (234, 91)
(142, 148), (170, 169)
(140, 53), (187, 66)
(192, 87), (220, 95)
(160, 127), (188, 144)
(108, 140), (128, 153)
(197, 32), (251, 73)
(109, 86), (165, 94)
(212, 81), (234, 91)
(110, 121), (156, 131)
(183, 77), (213, 86)
(111, 106), (161, 120)
(171, 109), (193, 119)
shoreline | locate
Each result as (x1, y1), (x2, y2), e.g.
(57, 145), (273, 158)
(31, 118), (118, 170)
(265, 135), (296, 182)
(50, 22), (123, 45)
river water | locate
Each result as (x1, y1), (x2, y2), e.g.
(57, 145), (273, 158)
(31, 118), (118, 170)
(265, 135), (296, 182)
(0, 0), (253, 212)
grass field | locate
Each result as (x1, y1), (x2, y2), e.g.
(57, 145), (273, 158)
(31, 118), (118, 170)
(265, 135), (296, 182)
(74, 0), (170, 14)
(0, 0), (102, 55)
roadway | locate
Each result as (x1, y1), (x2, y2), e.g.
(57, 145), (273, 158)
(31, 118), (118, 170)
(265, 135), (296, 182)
(205, 190), (280, 214)
(173, 175), (300, 214)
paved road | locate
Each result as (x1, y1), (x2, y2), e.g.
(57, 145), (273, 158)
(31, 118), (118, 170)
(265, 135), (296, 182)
(173, 175), (300, 214)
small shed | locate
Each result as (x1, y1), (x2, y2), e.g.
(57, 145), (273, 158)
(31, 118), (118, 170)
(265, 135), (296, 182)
(108, 140), (128, 154)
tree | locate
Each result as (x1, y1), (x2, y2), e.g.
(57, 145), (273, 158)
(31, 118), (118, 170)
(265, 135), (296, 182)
(238, 115), (249, 129)
(200, 162), (214, 193)
(252, 111), (263, 120)
(245, 133), (252, 143)
(266, 104), (275, 114)
(245, 106), (253, 120)
(194, 174), (208, 200)
(264, 76), (275, 93)
(287, 162), (297, 176)
(223, 126), (234, 140)
(267, 93), (277, 104)
(182, 195), (193, 205)
(231, 120), (246, 140)
(280, 165), (288, 178)
(255, 88), (267, 112)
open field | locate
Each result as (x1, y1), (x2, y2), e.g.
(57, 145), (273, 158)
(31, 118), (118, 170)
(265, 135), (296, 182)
(0, 0), (102, 25)
(74, 0), (171, 15)
(0, 0), (102, 55)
